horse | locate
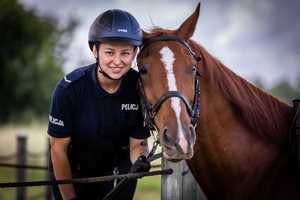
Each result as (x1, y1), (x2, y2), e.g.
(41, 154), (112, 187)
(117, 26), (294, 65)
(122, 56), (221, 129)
(137, 3), (299, 200)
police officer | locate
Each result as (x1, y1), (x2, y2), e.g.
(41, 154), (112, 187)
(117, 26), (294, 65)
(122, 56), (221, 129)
(48, 9), (150, 200)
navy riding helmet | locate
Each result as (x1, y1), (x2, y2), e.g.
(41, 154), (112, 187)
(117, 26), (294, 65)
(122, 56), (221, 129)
(88, 9), (142, 50)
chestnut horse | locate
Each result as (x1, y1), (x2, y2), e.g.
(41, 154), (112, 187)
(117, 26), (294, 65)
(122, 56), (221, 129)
(137, 3), (299, 200)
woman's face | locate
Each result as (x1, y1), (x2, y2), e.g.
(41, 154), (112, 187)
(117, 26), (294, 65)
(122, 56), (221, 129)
(95, 42), (137, 80)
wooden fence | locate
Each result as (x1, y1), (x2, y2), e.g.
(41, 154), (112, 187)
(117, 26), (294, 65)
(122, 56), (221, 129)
(0, 133), (51, 200)
(1, 133), (208, 200)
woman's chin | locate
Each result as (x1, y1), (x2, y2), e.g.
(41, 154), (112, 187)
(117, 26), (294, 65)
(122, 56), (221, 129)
(109, 73), (123, 80)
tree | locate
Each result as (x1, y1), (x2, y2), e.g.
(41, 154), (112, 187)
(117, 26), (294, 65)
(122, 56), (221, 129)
(269, 79), (300, 103)
(252, 76), (300, 104)
(0, 0), (77, 123)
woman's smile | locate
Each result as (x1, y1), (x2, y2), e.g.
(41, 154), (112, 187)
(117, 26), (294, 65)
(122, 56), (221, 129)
(110, 66), (123, 73)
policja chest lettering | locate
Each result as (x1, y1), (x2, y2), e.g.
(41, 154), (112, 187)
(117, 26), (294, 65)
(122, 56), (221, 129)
(121, 103), (139, 111)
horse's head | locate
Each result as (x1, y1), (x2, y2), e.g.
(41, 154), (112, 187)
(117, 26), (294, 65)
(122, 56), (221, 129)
(138, 3), (202, 161)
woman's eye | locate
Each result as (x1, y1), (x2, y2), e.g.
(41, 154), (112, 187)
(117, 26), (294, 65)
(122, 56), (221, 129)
(105, 51), (113, 55)
(122, 52), (130, 56)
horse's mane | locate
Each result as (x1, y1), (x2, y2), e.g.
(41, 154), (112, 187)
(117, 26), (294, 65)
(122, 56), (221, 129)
(189, 40), (293, 144)
(146, 28), (293, 144)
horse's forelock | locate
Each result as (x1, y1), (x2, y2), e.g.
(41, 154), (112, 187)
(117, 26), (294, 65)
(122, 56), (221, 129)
(143, 28), (176, 40)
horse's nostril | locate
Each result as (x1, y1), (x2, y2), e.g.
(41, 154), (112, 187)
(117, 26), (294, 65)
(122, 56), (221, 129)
(163, 128), (173, 146)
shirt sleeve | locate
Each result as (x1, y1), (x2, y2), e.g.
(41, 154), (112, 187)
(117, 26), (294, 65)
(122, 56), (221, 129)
(47, 85), (73, 138)
(129, 105), (150, 139)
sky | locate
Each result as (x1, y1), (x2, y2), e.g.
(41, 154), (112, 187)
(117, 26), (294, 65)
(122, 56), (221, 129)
(20, 0), (300, 87)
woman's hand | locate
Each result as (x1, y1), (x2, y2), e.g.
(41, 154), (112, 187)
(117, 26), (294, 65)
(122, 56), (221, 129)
(129, 137), (149, 164)
(130, 155), (151, 173)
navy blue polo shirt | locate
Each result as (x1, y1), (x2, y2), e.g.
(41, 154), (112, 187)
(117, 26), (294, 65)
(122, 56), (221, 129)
(48, 63), (149, 171)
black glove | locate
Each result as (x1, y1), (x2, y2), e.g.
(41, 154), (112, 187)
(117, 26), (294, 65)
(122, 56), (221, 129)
(130, 155), (151, 173)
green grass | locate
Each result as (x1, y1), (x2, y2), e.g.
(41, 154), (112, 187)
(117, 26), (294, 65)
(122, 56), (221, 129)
(134, 175), (161, 200)
(0, 168), (16, 200)
(0, 166), (50, 200)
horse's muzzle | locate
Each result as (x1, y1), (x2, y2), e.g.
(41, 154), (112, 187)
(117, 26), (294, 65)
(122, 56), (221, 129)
(160, 126), (194, 161)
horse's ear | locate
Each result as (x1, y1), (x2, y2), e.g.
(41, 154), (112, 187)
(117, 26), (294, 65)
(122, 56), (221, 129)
(176, 2), (201, 39)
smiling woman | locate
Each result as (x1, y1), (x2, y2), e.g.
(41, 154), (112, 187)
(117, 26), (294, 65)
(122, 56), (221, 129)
(47, 9), (151, 200)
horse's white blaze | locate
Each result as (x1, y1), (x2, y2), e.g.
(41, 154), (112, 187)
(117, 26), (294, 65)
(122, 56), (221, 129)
(160, 47), (188, 153)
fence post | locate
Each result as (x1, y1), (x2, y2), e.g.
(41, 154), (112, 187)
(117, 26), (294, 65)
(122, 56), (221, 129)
(161, 158), (207, 200)
(45, 139), (52, 200)
(16, 133), (27, 200)
(182, 162), (207, 200)
(161, 158), (183, 200)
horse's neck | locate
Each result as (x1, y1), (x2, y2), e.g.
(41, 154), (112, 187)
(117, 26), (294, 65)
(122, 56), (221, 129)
(201, 59), (293, 145)
(197, 74), (295, 197)
(192, 41), (298, 199)
(191, 40), (293, 143)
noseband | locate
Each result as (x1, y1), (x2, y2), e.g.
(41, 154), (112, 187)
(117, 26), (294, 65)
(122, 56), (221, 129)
(137, 35), (202, 131)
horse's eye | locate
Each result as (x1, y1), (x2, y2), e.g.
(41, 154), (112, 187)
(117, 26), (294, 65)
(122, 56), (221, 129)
(192, 66), (197, 74)
(139, 65), (148, 75)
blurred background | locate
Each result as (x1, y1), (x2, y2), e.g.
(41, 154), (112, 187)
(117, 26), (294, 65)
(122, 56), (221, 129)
(0, 0), (299, 199)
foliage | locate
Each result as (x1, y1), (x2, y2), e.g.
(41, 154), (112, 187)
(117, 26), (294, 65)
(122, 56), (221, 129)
(253, 76), (300, 103)
(269, 79), (300, 103)
(0, 0), (77, 123)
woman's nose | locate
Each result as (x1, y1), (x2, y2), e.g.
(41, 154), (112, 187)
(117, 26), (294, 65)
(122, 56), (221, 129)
(113, 54), (122, 65)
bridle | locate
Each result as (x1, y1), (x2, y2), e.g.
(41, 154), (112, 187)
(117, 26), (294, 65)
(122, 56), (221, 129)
(137, 35), (202, 131)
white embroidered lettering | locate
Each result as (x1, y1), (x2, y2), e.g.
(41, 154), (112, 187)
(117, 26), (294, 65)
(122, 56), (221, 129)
(49, 115), (65, 127)
(121, 104), (139, 111)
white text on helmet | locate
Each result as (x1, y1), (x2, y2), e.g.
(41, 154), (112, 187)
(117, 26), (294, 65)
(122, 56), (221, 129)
(117, 29), (128, 33)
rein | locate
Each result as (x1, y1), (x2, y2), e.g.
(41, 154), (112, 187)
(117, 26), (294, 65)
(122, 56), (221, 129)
(0, 146), (164, 188)
(0, 168), (172, 188)
(137, 35), (202, 131)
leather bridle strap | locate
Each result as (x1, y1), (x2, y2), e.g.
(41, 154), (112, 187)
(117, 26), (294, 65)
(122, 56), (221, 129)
(138, 68), (201, 130)
(151, 91), (193, 117)
(138, 35), (202, 130)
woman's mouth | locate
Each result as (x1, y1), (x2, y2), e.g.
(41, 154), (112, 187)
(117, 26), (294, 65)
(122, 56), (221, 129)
(110, 67), (122, 73)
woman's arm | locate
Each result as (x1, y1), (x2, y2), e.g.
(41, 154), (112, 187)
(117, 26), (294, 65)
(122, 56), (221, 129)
(129, 137), (149, 164)
(50, 136), (76, 200)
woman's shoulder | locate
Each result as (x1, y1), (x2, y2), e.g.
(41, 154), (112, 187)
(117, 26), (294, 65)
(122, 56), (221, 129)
(57, 64), (95, 90)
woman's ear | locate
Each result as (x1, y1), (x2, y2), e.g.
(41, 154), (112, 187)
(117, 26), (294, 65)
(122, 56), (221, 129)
(92, 45), (98, 59)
